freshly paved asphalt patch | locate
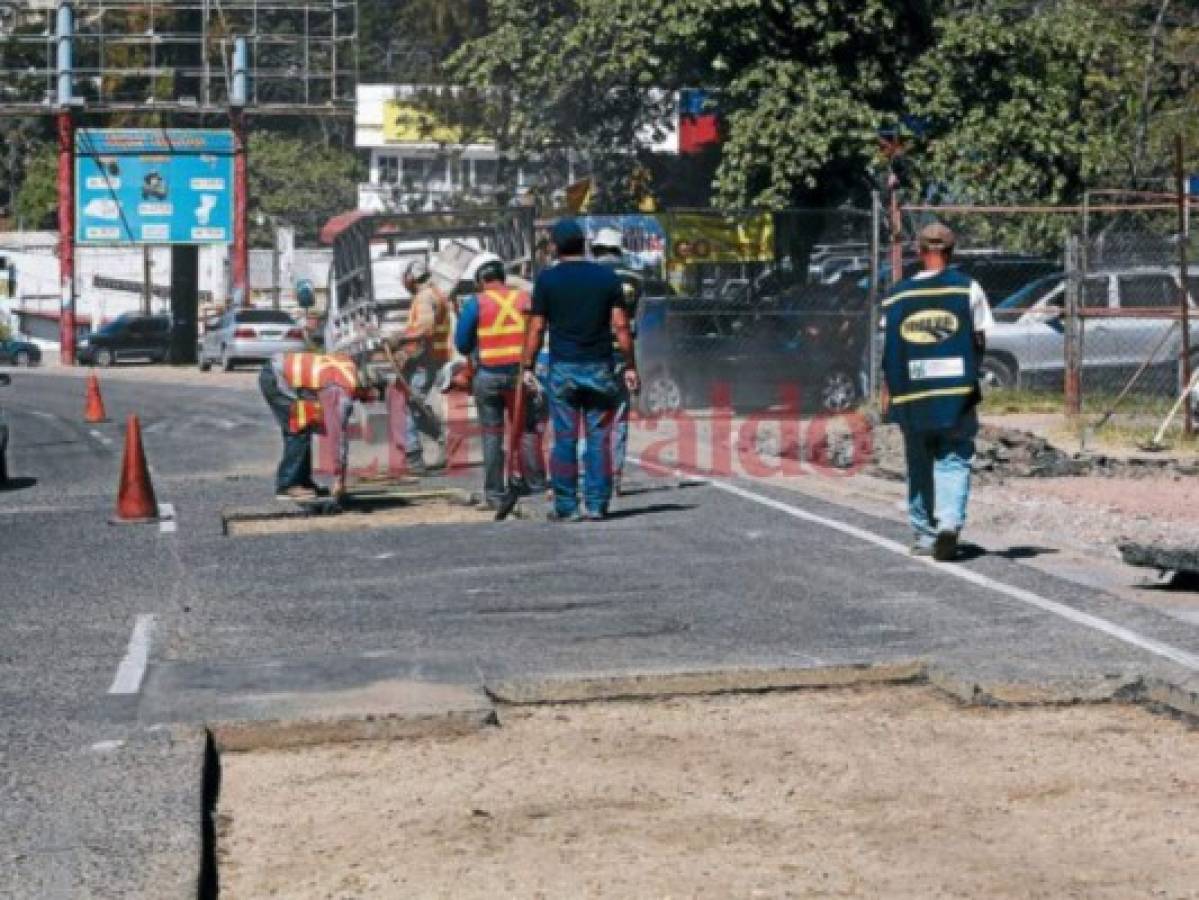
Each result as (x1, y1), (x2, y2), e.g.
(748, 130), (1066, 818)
(3, 370), (1199, 897)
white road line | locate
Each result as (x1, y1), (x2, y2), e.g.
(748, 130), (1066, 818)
(159, 502), (176, 534)
(88, 428), (113, 447)
(30, 410), (57, 420)
(633, 459), (1199, 672)
(107, 615), (156, 695)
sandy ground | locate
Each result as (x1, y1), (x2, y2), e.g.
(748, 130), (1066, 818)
(226, 499), (496, 535)
(218, 686), (1199, 898)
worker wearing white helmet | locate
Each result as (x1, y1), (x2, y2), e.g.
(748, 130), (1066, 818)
(590, 226), (642, 496)
(454, 253), (547, 508)
(390, 257), (450, 475)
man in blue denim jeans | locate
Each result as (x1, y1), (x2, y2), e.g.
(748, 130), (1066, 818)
(521, 219), (640, 521)
(882, 222), (993, 561)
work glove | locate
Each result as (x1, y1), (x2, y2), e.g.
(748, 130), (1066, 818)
(521, 369), (541, 395)
(623, 367), (641, 394)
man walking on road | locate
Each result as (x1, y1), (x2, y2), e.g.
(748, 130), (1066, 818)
(521, 219), (640, 521)
(454, 254), (547, 509)
(882, 222), (993, 561)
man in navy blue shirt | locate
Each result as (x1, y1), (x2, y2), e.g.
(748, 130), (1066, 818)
(521, 219), (640, 521)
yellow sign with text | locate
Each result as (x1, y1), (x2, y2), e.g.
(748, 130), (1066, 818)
(382, 100), (481, 145)
(663, 212), (774, 265)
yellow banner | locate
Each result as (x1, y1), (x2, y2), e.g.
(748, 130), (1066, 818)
(663, 212), (774, 264)
(383, 100), (486, 145)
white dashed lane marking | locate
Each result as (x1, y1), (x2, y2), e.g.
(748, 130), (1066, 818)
(107, 615), (156, 695)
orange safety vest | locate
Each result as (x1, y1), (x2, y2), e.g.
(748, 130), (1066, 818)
(406, 285), (453, 363)
(476, 287), (529, 368)
(279, 352), (360, 433)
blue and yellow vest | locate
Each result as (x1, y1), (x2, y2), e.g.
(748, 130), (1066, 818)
(882, 269), (980, 431)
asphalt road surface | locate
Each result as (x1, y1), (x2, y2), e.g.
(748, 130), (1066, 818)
(3, 369), (1199, 898)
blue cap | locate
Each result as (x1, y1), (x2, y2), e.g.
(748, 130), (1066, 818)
(550, 218), (585, 250)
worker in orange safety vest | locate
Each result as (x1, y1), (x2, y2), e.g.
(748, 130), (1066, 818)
(454, 254), (547, 508)
(390, 259), (452, 475)
(258, 350), (375, 500)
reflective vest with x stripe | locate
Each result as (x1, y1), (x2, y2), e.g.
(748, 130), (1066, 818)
(475, 287), (530, 368)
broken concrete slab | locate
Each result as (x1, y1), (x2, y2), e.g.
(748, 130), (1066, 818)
(1120, 542), (1199, 576)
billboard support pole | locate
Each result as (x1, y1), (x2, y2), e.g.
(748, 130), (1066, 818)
(56, 2), (76, 364)
(230, 36), (249, 308)
(231, 110), (249, 308)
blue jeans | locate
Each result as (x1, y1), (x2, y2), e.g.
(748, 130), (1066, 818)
(473, 367), (548, 505)
(548, 361), (620, 516)
(259, 364), (312, 492)
(402, 356), (444, 464)
(902, 411), (978, 546)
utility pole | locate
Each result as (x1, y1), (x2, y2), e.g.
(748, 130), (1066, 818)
(142, 246), (152, 315)
(230, 36), (249, 308)
(1176, 134), (1193, 437)
(56, 1), (76, 365)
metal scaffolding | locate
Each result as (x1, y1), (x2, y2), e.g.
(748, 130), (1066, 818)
(0, 0), (358, 115)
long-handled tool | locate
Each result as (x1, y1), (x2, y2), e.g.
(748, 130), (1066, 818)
(494, 370), (529, 521)
(1140, 368), (1199, 452)
(381, 342), (440, 438)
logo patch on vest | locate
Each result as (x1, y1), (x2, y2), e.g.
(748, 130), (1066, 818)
(900, 309), (959, 345)
(910, 357), (965, 380)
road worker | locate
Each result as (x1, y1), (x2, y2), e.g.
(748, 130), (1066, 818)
(881, 222), (994, 561)
(393, 259), (452, 475)
(454, 253), (547, 509)
(590, 226), (641, 495)
(522, 218), (640, 521)
(258, 350), (378, 501)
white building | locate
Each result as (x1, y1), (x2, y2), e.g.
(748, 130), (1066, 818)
(354, 85), (683, 213)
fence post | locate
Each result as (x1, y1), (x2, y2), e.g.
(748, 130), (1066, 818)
(1175, 134), (1192, 437)
(1064, 235), (1082, 416)
(868, 190), (882, 400)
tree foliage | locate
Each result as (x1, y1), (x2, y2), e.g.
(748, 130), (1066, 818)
(247, 133), (363, 246)
(13, 144), (58, 230)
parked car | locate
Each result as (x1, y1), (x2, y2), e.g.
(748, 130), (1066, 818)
(198, 308), (306, 372)
(75, 314), (173, 366)
(0, 336), (41, 367)
(0, 372), (11, 484)
(984, 268), (1199, 390)
(636, 281), (869, 416)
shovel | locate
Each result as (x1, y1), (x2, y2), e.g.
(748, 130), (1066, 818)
(494, 371), (529, 522)
(381, 343), (440, 439)
(1139, 368), (1199, 452)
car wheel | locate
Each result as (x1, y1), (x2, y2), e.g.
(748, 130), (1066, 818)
(221, 346), (235, 372)
(640, 370), (683, 417)
(94, 348), (114, 368)
(818, 367), (860, 413)
(13, 350), (30, 367)
(979, 355), (1016, 391)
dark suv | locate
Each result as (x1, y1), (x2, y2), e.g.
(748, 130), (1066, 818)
(76, 314), (173, 367)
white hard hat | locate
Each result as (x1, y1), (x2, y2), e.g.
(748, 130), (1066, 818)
(404, 259), (430, 282)
(466, 251), (504, 283)
(592, 227), (624, 252)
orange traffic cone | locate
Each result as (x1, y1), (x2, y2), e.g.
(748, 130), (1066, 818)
(84, 373), (109, 423)
(111, 414), (159, 525)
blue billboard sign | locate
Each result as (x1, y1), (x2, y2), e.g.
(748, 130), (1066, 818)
(75, 129), (235, 245)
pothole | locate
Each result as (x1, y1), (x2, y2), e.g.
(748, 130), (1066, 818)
(214, 684), (1199, 898)
(221, 489), (521, 536)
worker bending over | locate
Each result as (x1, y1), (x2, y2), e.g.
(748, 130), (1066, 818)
(258, 351), (378, 500)
(454, 254), (547, 509)
(881, 222), (993, 561)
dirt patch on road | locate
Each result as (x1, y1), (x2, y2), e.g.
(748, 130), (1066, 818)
(217, 686), (1199, 898)
(225, 498), (496, 535)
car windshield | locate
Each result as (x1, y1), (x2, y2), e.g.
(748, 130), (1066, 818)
(995, 274), (1064, 311)
(236, 310), (295, 325)
(96, 316), (133, 335)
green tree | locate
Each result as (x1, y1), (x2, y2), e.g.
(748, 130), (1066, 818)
(247, 131), (363, 246)
(14, 144), (57, 230)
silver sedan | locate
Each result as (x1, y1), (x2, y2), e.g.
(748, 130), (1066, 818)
(198, 308), (307, 372)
